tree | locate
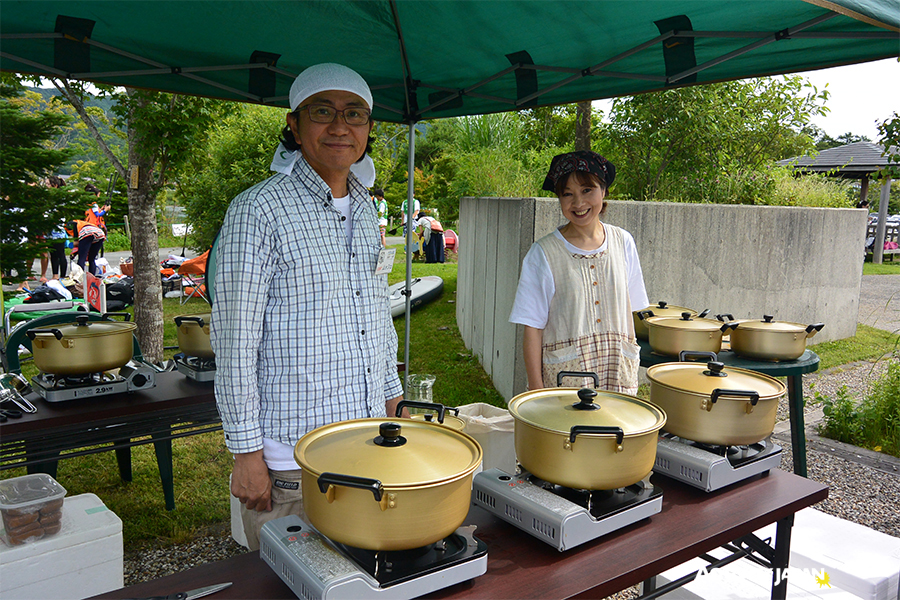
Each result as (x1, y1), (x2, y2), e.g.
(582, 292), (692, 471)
(48, 77), (227, 363)
(0, 77), (82, 282)
(604, 76), (828, 201)
(178, 103), (284, 250)
(574, 101), (591, 152)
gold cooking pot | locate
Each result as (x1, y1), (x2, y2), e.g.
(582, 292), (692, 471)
(508, 373), (666, 490)
(647, 360), (786, 446)
(398, 401), (466, 431)
(728, 315), (824, 362)
(25, 314), (136, 375)
(634, 302), (709, 341)
(644, 312), (738, 356)
(295, 418), (481, 551)
(174, 314), (214, 359)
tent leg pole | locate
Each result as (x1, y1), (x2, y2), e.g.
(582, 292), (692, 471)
(403, 121), (416, 390)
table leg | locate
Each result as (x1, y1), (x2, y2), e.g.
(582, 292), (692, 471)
(770, 514), (794, 600)
(115, 446), (133, 482)
(24, 439), (59, 478)
(151, 431), (175, 511)
(786, 375), (807, 477)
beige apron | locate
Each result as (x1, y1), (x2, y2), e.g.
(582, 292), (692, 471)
(537, 225), (640, 394)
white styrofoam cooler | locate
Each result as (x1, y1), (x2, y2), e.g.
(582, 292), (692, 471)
(0, 493), (123, 600)
(654, 507), (900, 600)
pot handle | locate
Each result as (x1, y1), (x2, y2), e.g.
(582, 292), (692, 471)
(317, 472), (384, 503)
(25, 328), (64, 340)
(569, 425), (624, 445)
(102, 312), (132, 322)
(395, 401), (458, 422)
(636, 309), (655, 321)
(716, 313), (735, 322)
(697, 309), (711, 318)
(678, 350), (718, 363)
(174, 315), (206, 327)
(557, 371), (600, 388)
(806, 323), (825, 338)
(720, 321), (739, 333)
(707, 389), (760, 413)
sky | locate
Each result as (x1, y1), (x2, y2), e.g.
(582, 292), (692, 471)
(594, 57), (899, 143)
(797, 57), (899, 142)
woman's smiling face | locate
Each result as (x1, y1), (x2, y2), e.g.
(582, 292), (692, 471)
(558, 172), (606, 228)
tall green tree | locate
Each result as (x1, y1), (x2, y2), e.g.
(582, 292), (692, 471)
(178, 103), (284, 250)
(48, 77), (227, 363)
(0, 77), (82, 282)
(604, 76), (828, 202)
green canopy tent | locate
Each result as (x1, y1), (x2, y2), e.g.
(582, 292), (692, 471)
(2, 0), (898, 370)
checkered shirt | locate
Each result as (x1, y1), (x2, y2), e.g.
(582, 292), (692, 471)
(211, 154), (402, 454)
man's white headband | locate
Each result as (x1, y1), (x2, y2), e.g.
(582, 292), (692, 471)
(289, 63), (373, 111)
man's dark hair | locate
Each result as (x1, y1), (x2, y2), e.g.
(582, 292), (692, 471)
(373, 189), (384, 197)
(84, 183), (100, 194)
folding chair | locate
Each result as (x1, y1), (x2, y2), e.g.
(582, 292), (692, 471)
(176, 249), (210, 305)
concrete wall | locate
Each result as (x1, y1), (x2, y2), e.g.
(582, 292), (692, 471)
(457, 198), (868, 402)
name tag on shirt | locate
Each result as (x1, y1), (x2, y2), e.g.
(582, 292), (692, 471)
(375, 248), (396, 275)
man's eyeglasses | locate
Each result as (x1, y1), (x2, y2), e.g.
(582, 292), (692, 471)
(298, 104), (371, 125)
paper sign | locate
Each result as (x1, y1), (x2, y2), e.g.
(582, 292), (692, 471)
(84, 271), (106, 314)
(375, 248), (396, 275)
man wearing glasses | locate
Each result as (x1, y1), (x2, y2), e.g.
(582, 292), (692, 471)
(212, 63), (404, 549)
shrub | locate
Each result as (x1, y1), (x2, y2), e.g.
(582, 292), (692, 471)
(820, 360), (900, 457)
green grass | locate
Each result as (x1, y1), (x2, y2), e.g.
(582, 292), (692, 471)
(863, 261), (900, 276)
(807, 323), (898, 370)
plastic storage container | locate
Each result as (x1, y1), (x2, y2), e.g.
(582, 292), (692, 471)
(0, 473), (67, 546)
(0, 493), (123, 600)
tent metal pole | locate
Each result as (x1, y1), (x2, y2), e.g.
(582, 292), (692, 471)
(403, 122), (415, 390)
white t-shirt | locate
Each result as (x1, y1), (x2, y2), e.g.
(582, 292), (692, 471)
(262, 193), (353, 471)
(509, 227), (649, 329)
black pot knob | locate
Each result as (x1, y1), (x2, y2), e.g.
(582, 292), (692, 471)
(374, 422), (407, 447)
(763, 315), (775, 323)
(572, 387), (600, 410)
(75, 314), (90, 326)
(681, 312), (693, 321)
(703, 362), (728, 377)
(658, 301), (668, 308)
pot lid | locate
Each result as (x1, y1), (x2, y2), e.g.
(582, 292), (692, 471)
(508, 388), (666, 436)
(734, 315), (812, 333)
(30, 317), (136, 338)
(646, 313), (727, 332)
(635, 301), (695, 317)
(295, 418), (481, 487)
(647, 362), (785, 399)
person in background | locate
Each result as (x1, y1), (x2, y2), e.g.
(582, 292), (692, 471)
(509, 151), (648, 394)
(211, 63), (404, 550)
(373, 188), (388, 246)
(84, 183), (110, 257)
(47, 176), (68, 280)
(417, 213), (445, 263)
(65, 218), (106, 277)
(400, 196), (419, 235)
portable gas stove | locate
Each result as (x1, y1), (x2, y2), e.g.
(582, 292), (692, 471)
(260, 514), (487, 600)
(472, 467), (663, 551)
(653, 433), (782, 492)
(173, 352), (215, 382)
(31, 362), (156, 402)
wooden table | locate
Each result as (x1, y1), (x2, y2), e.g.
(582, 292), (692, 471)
(95, 469), (827, 600)
(0, 370), (220, 510)
(638, 341), (820, 477)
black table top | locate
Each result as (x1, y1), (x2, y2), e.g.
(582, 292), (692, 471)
(638, 339), (820, 377)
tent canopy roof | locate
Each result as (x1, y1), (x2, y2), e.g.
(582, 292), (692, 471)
(1, 1), (898, 123)
(778, 141), (898, 177)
